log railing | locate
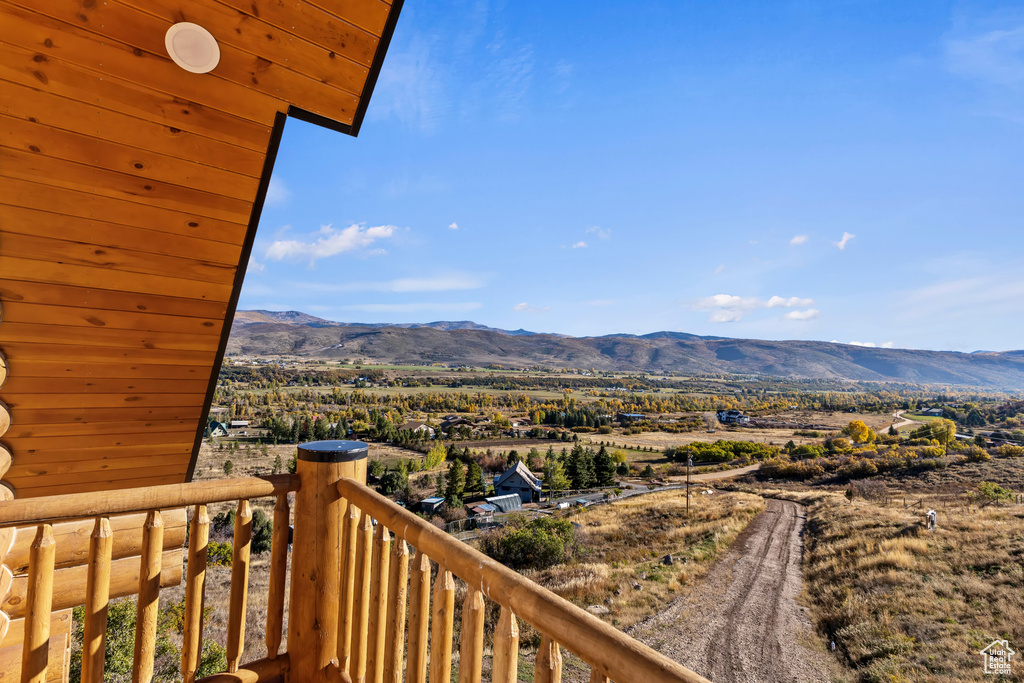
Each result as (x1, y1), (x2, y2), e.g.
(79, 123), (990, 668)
(336, 477), (711, 683)
(0, 474), (298, 683)
(0, 441), (710, 683)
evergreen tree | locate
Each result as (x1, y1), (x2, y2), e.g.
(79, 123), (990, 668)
(566, 445), (594, 489)
(466, 460), (484, 493)
(506, 450), (521, 468)
(594, 445), (616, 487)
(313, 416), (329, 441)
(444, 460), (466, 507)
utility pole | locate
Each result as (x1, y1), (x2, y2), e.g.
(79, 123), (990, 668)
(687, 455), (692, 518)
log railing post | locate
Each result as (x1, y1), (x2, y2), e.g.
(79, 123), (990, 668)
(492, 607), (519, 683)
(405, 550), (431, 683)
(383, 539), (409, 683)
(350, 510), (374, 683)
(458, 589), (485, 683)
(286, 440), (367, 683)
(535, 635), (562, 683)
(337, 501), (360, 671)
(21, 524), (55, 683)
(366, 524), (391, 683)
(82, 518), (112, 683)
(133, 511), (163, 683)
(428, 566), (455, 683)
(182, 505), (209, 683)
(226, 499), (253, 672)
(266, 494), (289, 660)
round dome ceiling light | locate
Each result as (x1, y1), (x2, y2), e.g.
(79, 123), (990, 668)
(165, 22), (220, 74)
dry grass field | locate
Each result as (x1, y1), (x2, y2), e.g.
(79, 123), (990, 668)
(519, 489), (766, 628)
(745, 486), (1024, 682)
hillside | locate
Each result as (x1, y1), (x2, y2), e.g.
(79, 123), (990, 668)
(226, 312), (1024, 389)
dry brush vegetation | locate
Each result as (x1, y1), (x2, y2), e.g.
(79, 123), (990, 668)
(755, 487), (1024, 682)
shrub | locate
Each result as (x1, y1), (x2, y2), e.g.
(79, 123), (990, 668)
(378, 470), (409, 496)
(597, 425), (613, 434)
(368, 459), (387, 479)
(964, 446), (990, 462)
(975, 481), (1013, 504)
(480, 517), (577, 570)
(208, 541), (233, 566)
(996, 444), (1024, 458)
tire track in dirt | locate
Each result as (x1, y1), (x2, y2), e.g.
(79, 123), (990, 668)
(628, 499), (831, 682)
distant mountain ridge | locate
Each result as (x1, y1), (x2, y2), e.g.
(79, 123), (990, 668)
(235, 310), (541, 335)
(228, 310), (1024, 390)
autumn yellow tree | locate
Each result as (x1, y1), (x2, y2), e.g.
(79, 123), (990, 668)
(844, 420), (877, 444)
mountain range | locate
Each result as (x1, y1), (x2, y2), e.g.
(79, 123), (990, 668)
(228, 310), (1024, 390)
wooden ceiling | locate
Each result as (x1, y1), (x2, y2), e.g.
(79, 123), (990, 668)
(0, 0), (403, 497)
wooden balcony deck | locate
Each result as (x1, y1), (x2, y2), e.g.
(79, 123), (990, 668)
(0, 442), (710, 683)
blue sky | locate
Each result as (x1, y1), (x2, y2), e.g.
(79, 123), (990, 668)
(239, 0), (1024, 352)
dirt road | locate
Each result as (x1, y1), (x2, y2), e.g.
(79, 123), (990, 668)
(628, 499), (832, 682)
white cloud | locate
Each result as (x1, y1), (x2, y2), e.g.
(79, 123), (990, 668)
(247, 257), (265, 274)
(784, 308), (820, 321)
(767, 296), (815, 308)
(449, 222), (459, 230)
(790, 234), (808, 245)
(585, 226), (612, 241)
(946, 26), (1024, 86)
(295, 273), (487, 293)
(572, 241), (588, 249)
(709, 310), (743, 323)
(836, 232), (856, 250)
(265, 224), (396, 265)
(265, 178), (290, 207)
(843, 340), (897, 348)
(514, 302), (549, 313)
(714, 264), (725, 275)
(694, 293), (816, 322)
(694, 294), (759, 310)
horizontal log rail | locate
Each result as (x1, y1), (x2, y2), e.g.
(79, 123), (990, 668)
(0, 474), (299, 683)
(337, 477), (710, 683)
(0, 474), (299, 527)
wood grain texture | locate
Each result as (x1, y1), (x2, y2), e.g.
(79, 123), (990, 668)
(132, 511), (163, 683)
(492, 607), (519, 683)
(0, 113), (260, 200)
(181, 505), (209, 683)
(20, 524), (54, 683)
(405, 550), (430, 683)
(428, 567), (455, 683)
(6, 508), (186, 574)
(0, 0), (401, 500)
(0, 176), (249, 245)
(80, 518), (112, 683)
(0, 79), (266, 174)
(365, 523), (390, 683)
(226, 500), (252, 672)
(264, 495), (289, 660)
(382, 538), (408, 683)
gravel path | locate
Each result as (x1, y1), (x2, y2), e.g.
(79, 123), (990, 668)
(628, 499), (832, 682)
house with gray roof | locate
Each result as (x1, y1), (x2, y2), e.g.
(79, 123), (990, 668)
(493, 461), (542, 504)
